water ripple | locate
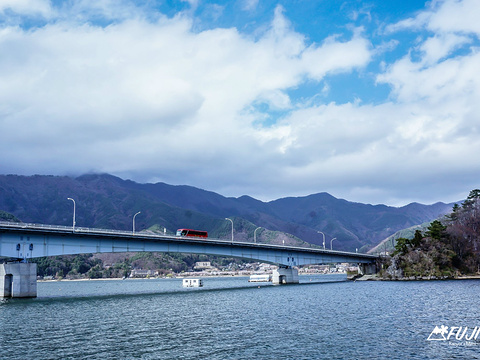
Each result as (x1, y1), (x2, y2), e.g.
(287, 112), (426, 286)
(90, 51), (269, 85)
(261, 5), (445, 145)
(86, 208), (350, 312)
(1, 276), (480, 359)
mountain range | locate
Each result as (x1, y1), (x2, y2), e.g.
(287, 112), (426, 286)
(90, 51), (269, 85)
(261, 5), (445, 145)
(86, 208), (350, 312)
(0, 174), (455, 252)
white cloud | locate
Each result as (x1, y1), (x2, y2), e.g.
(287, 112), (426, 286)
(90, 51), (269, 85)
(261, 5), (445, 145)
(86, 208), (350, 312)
(384, 11), (430, 33)
(427, 0), (480, 35)
(242, 0), (259, 12)
(363, 0), (480, 205)
(419, 33), (472, 65)
(1, 0), (480, 206)
(385, 0), (480, 36)
(301, 31), (371, 80)
(0, 0), (53, 18)
(0, 3), (372, 170)
(256, 90), (292, 110)
(378, 3), (480, 108)
(65, 0), (146, 22)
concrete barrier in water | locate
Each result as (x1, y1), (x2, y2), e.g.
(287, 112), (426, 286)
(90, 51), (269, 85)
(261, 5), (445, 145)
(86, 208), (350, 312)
(0, 263), (37, 298)
(272, 267), (299, 284)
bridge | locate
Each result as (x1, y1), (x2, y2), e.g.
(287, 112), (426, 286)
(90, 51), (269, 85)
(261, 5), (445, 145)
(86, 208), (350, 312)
(0, 221), (378, 297)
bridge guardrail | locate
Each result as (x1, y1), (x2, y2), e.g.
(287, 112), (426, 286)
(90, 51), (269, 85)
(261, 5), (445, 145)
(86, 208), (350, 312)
(0, 221), (71, 231)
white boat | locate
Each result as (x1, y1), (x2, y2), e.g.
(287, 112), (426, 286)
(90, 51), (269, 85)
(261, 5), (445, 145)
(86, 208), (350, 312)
(182, 278), (203, 287)
(248, 274), (272, 282)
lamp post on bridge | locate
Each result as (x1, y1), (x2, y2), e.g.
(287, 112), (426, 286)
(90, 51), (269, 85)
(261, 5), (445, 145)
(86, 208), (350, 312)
(67, 198), (76, 232)
(330, 237), (337, 250)
(225, 218), (234, 243)
(254, 227), (261, 243)
(318, 231), (325, 250)
(133, 211), (141, 235)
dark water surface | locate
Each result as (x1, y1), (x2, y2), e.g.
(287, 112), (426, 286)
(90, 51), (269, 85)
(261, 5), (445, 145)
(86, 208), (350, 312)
(1, 275), (479, 359)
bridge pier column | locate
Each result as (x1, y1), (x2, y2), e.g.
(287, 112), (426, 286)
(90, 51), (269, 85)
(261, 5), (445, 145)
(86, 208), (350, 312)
(358, 263), (377, 275)
(272, 266), (299, 285)
(0, 263), (37, 298)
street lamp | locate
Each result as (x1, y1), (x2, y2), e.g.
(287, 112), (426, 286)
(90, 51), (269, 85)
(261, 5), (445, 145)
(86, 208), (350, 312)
(318, 231), (325, 250)
(254, 227), (261, 243)
(133, 211), (141, 235)
(67, 198), (76, 231)
(225, 218), (234, 243)
(330, 237), (337, 250)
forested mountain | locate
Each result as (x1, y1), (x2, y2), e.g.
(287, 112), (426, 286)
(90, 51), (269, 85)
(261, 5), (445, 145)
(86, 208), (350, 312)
(0, 173), (454, 251)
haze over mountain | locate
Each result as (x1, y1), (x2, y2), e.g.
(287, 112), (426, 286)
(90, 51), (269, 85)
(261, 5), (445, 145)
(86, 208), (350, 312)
(0, 174), (454, 252)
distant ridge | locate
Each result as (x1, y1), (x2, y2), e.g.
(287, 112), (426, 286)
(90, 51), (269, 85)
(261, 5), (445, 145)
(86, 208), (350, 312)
(0, 174), (454, 252)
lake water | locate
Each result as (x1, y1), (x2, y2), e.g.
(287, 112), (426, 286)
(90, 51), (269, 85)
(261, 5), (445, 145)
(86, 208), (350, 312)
(1, 274), (480, 359)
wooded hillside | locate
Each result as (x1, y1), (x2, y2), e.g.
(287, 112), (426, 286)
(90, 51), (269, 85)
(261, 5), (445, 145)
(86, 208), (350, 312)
(381, 190), (480, 278)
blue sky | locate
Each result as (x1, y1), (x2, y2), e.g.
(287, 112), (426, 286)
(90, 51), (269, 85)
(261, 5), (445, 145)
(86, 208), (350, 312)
(1, 0), (480, 206)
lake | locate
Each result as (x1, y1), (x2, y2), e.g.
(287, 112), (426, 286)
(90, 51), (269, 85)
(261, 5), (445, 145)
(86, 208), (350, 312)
(1, 274), (479, 359)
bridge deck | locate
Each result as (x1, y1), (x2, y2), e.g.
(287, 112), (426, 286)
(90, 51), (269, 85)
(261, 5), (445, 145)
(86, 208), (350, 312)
(0, 221), (377, 266)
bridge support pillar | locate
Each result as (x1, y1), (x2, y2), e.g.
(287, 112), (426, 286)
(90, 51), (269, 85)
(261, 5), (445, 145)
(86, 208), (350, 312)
(272, 266), (299, 285)
(359, 263), (377, 276)
(0, 263), (37, 298)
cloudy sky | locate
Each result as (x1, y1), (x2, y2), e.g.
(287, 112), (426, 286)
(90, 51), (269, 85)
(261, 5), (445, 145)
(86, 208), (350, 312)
(1, 0), (479, 206)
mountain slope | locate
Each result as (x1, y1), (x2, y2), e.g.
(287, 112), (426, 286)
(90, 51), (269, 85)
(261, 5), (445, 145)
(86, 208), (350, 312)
(0, 174), (454, 251)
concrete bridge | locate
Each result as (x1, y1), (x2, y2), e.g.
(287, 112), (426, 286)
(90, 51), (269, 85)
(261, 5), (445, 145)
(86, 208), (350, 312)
(0, 221), (378, 298)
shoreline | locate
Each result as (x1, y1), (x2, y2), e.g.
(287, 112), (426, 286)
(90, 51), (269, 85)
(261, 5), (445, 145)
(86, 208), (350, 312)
(38, 272), (345, 282)
(354, 274), (480, 281)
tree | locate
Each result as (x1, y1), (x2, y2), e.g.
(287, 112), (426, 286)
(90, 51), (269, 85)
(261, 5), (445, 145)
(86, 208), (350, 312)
(462, 189), (480, 209)
(411, 230), (423, 247)
(394, 238), (411, 255)
(467, 189), (480, 200)
(425, 220), (447, 241)
(0, 210), (21, 222)
(447, 204), (460, 221)
(87, 264), (103, 279)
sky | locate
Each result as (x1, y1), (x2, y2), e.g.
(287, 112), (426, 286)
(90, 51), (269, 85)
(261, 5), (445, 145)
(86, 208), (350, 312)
(1, 0), (480, 206)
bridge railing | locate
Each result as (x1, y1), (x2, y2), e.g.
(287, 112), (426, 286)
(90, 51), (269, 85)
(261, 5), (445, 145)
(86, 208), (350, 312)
(0, 221), (129, 236)
(0, 220), (72, 232)
(0, 221), (149, 237)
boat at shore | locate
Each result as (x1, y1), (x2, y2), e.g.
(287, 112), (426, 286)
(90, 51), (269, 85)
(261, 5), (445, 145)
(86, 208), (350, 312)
(182, 278), (203, 287)
(248, 274), (272, 282)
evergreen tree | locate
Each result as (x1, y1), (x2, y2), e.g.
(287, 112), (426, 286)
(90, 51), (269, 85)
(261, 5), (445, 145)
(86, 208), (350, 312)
(462, 189), (480, 209)
(411, 230), (423, 247)
(425, 220), (447, 241)
(393, 238), (411, 255)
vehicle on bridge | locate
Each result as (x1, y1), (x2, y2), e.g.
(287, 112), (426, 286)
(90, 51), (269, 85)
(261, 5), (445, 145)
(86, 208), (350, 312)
(176, 229), (208, 238)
